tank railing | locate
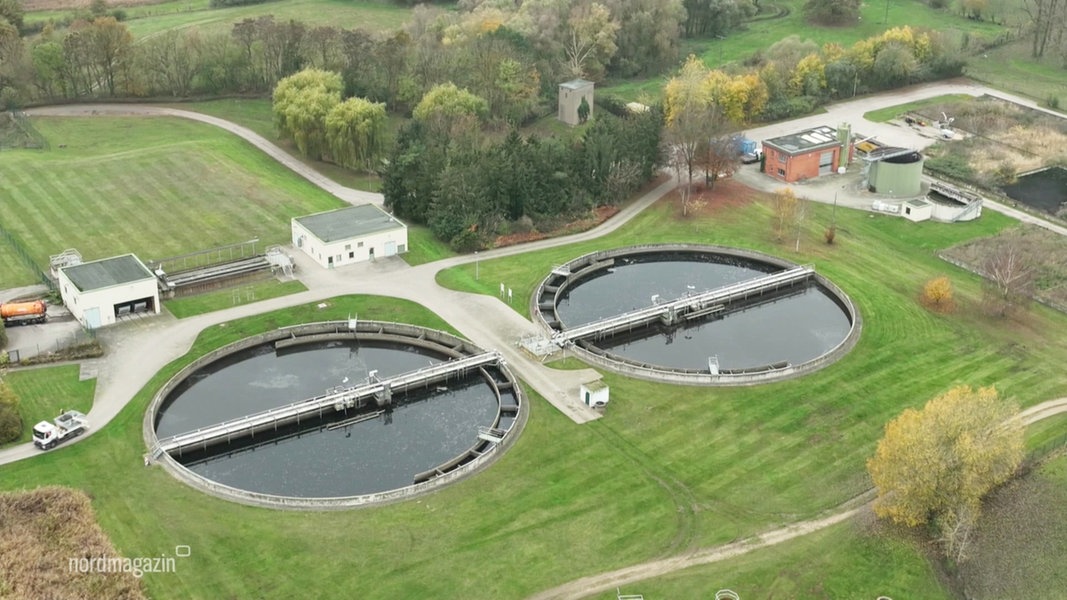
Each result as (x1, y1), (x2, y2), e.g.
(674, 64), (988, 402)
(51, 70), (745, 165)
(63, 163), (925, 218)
(158, 351), (503, 455)
(552, 265), (815, 345)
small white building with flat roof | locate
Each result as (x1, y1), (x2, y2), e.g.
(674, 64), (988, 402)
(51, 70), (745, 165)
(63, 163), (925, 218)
(902, 198), (934, 222)
(58, 254), (160, 329)
(292, 204), (408, 269)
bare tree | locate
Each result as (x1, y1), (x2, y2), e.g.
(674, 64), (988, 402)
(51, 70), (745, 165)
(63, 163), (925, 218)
(772, 187), (796, 241)
(667, 139), (699, 217)
(1022, 0), (1065, 58)
(793, 196), (808, 252)
(982, 242), (1035, 317)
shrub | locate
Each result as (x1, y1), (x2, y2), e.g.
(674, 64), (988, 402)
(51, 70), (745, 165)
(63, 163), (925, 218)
(823, 224), (837, 245)
(0, 319), (7, 348)
(0, 379), (22, 444)
(921, 275), (956, 312)
(1047, 96), (1060, 111)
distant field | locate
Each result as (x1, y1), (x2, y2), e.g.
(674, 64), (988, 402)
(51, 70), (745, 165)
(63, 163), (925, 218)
(602, 0), (1012, 103)
(24, 0), (415, 38)
(0, 116), (344, 290)
(966, 41), (1067, 108)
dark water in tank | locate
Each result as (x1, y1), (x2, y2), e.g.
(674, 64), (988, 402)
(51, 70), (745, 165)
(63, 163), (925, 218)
(555, 253), (852, 371)
(156, 341), (498, 498)
(1003, 167), (1067, 215)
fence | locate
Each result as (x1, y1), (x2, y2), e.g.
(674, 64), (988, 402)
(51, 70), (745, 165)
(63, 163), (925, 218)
(5, 327), (98, 365)
(1028, 431), (1067, 466)
(0, 111), (49, 150)
(0, 220), (55, 293)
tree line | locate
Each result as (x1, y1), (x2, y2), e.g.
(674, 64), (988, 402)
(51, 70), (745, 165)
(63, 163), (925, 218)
(0, 0), (688, 110)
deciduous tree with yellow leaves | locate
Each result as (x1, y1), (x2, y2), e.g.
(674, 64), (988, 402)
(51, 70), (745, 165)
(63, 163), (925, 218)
(867, 386), (1023, 561)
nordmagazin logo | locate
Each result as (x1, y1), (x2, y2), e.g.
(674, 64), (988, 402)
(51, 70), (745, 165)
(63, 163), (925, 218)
(68, 545), (190, 578)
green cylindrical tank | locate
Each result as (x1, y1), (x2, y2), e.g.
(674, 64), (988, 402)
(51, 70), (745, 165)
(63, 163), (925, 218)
(869, 151), (924, 197)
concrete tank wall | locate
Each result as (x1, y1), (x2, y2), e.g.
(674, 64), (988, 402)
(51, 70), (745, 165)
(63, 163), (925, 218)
(870, 153), (924, 197)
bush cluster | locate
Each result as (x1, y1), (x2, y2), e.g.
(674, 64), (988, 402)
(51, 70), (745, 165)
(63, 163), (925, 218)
(0, 379), (22, 444)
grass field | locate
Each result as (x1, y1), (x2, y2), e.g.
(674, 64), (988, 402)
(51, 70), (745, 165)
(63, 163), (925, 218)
(863, 93), (974, 122)
(959, 450), (1067, 597)
(0, 116), (345, 290)
(589, 520), (948, 600)
(402, 225), (457, 266)
(2, 365), (95, 447)
(170, 98), (391, 192)
(1, 183), (1066, 597)
(24, 0), (415, 39)
(163, 278), (307, 318)
(965, 41), (1067, 109)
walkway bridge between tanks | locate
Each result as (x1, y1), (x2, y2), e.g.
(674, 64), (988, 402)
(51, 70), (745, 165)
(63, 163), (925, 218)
(154, 351), (503, 458)
(551, 266), (815, 346)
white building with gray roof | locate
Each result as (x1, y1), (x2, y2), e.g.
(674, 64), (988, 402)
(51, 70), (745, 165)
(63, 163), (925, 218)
(58, 254), (159, 329)
(291, 204), (408, 269)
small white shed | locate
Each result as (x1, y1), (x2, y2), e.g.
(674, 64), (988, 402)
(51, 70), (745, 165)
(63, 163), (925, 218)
(558, 79), (594, 126)
(292, 204), (407, 269)
(580, 380), (610, 409)
(902, 198), (934, 222)
(58, 254), (160, 329)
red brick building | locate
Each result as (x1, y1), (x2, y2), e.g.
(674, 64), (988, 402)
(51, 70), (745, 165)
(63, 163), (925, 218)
(762, 125), (853, 183)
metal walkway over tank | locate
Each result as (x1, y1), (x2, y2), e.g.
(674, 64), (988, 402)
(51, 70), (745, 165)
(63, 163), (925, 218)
(551, 265), (815, 345)
(155, 351), (503, 457)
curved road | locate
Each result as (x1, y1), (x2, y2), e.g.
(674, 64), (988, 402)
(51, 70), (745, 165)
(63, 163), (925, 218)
(7, 80), (1067, 595)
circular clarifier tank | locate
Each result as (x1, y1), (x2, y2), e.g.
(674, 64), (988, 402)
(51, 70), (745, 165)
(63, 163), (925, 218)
(144, 321), (524, 509)
(532, 245), (860, 384)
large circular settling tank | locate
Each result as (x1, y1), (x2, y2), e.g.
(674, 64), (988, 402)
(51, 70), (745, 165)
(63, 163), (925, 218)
(145, 321), (523, 508)
(533, 245), (859, 383)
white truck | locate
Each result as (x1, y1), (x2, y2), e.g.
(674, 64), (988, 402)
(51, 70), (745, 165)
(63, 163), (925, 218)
(33, 410), (89, 450)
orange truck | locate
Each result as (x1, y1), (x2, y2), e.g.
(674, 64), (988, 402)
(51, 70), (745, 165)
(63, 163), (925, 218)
(0, 300), (48, 326)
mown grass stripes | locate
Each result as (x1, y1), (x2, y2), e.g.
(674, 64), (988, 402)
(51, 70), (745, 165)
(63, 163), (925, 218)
(0, 117), (344, 288)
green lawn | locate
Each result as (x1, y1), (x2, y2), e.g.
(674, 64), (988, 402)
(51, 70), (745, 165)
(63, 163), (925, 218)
(401, 225), (457, 266)
(0, 116), (345, 289)
(0, 234), (39, 287)
(1, 188), (1066, 597)
(965, 40), (1067, 109)
(863, 93), (975, 123)
(590, 521), (949, 600)
(169, 98), (392, 192)
(2, 365), (95, 447)
(26, 0), (416, 39)
(163, 279), (308, 318)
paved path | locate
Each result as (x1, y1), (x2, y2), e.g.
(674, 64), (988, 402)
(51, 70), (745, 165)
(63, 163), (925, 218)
(528, 397), (1067, 600)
